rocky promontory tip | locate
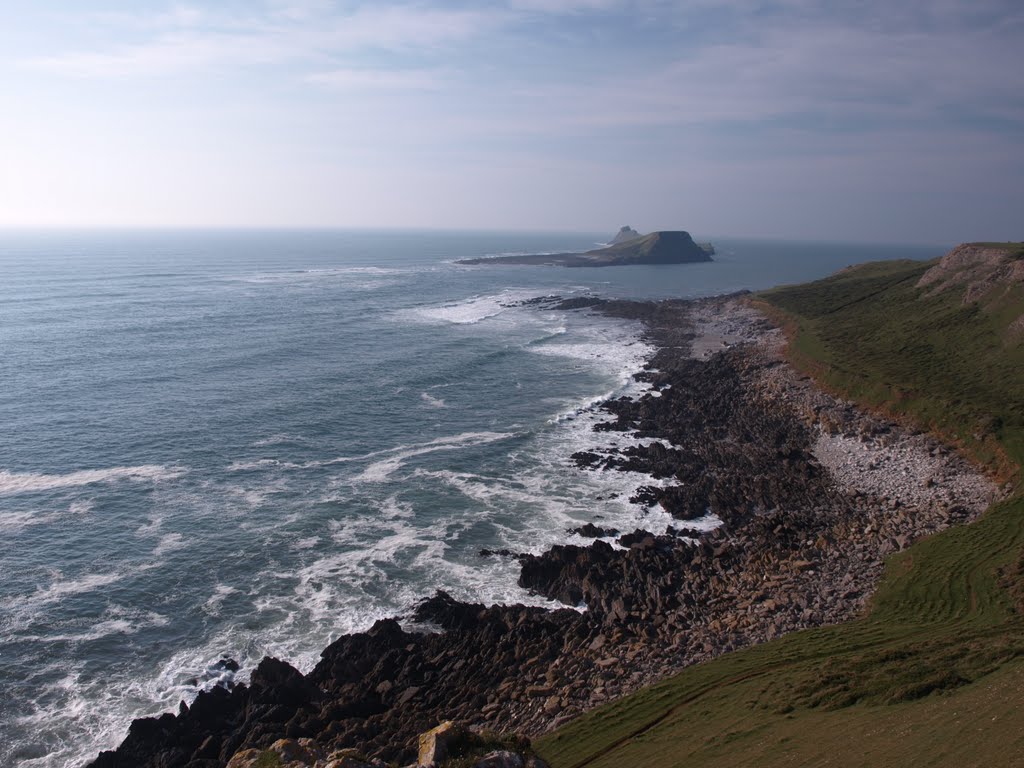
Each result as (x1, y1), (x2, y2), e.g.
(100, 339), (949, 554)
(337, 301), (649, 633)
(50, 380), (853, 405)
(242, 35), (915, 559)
(610, 225), (641, 244)
(457, 231), (713, 268)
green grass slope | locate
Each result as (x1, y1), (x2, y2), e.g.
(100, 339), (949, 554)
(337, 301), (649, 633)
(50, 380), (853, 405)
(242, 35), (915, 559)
(535, 249), (1024, 768)
(757, 256), (1024, 477)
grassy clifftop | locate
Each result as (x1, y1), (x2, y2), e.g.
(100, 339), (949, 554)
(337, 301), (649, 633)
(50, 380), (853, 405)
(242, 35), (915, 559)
(535, 245), (1024, 768)
(758, 253), (1024, 477)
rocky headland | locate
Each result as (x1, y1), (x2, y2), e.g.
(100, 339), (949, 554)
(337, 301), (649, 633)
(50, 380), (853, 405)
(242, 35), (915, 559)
(456, 231), (713, 267)
(90, 294), (999, 768)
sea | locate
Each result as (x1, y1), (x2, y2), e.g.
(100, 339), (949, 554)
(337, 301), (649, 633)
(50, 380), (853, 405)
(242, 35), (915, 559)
(0, 229), (945, 767)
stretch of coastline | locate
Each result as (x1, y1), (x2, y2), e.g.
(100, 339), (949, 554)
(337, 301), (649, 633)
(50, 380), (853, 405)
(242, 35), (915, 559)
(90, 292), (999, 767)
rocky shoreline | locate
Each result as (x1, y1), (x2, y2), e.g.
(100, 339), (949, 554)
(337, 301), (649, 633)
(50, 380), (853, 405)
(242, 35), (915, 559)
(90, 294), (999, 768)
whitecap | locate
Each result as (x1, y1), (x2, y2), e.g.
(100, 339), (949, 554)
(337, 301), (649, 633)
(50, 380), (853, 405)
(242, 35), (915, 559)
(229, 265), (407, 285)
(152, 533), (186, 558)
(0, 571), (125, 615)
(68, 499), (94, 515)
(227, 458), (302, 472)
(406, 289), (551, 325)
(202, 585), (240, 616)
(420, 392), (447, 409)
(380, 495), (415, 520)
(252, 434), (309, 447)
(14, 608), (170, 645)
(0, 464), (183, 496)
(352, 431), (513, 483)
(135, 515), (163, 536)
(0, 508), (61, 533)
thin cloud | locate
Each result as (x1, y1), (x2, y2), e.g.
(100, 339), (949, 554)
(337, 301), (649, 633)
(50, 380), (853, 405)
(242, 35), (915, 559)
(456, 5), (1024, 133)
(18, 4), (506, 79)
(306, 67), (448, 90)
(507, 0), (626, 12)
(20, 33), (286, 79)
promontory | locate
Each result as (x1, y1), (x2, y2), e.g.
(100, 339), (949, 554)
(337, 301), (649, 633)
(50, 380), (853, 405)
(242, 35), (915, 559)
(457, 230), (714, 267)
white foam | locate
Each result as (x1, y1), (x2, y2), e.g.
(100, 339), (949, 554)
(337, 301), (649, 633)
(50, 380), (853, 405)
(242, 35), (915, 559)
(152, 533), (186, 558)
(678, 513), (724, 535)
(0, 497), (95, 534)
(231, 265), (409, 285)
(420, 392), (447, 409)
(407, 289), (551, 325)
(414, 295), (507, 324)
(202, 585), (240, 617)
(279, 506), (554, 647)
(353, 431), (513, 483)
(228, 428), (526, 486)
(0, 465), (183, 496)
(135, 515), (163, 536)
(9, 622), (264, 767)
(68, 499), (94, 515)
(305, 266), (402, 276)
(0, 508), (61, 533)
(227, 458), (304, 471)
(0, 571), (125, 615)
(380, 495), (415, 519)
(253, 433), (307, 447)
(16, 607), (170, 645)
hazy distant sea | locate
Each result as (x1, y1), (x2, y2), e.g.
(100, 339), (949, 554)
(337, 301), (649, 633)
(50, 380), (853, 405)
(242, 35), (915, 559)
(0, 230), (944, 766)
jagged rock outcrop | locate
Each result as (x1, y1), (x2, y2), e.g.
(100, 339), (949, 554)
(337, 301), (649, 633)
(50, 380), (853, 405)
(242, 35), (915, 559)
(610, 226), (641, 245)
(918, 242), (1024, 304)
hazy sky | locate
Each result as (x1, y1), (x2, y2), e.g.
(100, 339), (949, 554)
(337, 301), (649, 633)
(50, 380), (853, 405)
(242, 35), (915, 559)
(1, 0), (1021, 242)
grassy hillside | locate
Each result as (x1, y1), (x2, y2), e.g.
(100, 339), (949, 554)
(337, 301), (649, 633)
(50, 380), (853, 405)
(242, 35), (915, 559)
(535, 250), (1024, 768)
(756, 257), (1024, 477)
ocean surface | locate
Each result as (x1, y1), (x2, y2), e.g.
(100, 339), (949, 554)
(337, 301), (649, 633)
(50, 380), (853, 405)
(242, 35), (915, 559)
(0, 230), (945, 767)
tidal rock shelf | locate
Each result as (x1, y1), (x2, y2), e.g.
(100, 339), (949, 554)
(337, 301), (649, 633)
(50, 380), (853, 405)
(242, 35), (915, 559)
(91, 295), (999, 768)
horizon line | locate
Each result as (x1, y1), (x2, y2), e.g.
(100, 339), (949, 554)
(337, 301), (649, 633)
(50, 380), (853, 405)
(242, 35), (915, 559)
(0, 225), (956, 249)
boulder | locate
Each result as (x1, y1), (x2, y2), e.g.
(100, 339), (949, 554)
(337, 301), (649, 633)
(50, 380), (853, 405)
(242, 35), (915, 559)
(417, 721), (464, 767)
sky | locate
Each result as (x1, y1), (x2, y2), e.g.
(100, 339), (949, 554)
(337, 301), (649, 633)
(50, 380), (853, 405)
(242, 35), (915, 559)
(0, 0), (1021, 242)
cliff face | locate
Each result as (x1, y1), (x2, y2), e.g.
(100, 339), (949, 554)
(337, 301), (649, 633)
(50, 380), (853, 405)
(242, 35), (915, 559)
(917, 242), (1024, 304)
(457, 230), (713, 267)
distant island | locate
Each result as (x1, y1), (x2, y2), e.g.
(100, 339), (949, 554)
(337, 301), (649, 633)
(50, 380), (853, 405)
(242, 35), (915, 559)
(457, 229), (715, 268)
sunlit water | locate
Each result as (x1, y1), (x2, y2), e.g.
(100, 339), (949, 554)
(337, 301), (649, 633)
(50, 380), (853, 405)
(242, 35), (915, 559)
(0, 230), (944, 766)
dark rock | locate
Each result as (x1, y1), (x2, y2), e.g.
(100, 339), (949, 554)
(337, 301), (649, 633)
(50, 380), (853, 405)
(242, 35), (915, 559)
(414, 591), (485, 630)
(551, 297), (607, 310)
(569, 523), (619, 538)
(479, 548), (525, 561)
